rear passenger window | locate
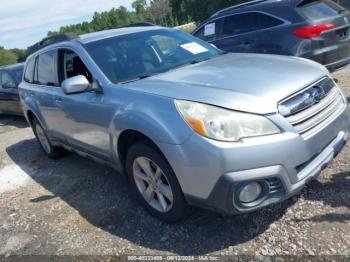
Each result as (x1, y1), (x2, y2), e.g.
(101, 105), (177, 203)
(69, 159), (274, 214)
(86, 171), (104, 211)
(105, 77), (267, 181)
(36, 50), (58, 86)
(220, 12), (283, 37)
(298, 0), (343, 20)
(24, 57), (36, 83)
(254, 13), (284, 29)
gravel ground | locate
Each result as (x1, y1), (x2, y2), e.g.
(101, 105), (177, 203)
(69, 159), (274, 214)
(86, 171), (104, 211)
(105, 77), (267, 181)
(0, 68), (349, 258)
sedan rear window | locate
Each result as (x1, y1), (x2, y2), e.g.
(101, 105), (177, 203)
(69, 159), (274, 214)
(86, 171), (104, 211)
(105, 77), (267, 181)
(297, 0), (345, 20)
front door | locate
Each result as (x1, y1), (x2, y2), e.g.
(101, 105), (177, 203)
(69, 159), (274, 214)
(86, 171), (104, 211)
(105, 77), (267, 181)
(53, 49), (113, 160)
(0, 70), (22, 114)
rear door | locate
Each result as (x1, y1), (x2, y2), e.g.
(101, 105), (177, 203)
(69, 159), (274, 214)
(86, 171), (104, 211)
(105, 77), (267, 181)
(32, 50), (65, 134)
(212, 12), (285, 53)
(213, 13), (256, 52)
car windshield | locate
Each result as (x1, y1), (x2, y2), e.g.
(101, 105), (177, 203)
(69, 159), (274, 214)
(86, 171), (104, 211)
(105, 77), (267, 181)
(84, 29), (223, 84)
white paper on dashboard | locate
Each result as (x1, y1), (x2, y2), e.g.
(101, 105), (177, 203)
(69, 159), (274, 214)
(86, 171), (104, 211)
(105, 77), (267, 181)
(180, 42), (208, 55)
(204, 23), (215, 36)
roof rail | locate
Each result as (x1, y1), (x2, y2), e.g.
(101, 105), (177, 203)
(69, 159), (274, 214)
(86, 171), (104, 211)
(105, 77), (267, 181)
(124, 22), (156, 27)
(29, 33), (79, 54)
(211, 0), (269, 18)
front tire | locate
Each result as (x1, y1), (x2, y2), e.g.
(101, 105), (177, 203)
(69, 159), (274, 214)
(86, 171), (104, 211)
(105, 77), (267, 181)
(126, 143), (189, 223)
(32, 118), (65, 159)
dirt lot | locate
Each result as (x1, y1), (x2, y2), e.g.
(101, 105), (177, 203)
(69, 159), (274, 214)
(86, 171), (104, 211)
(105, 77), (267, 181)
(0, 68), (349, 258)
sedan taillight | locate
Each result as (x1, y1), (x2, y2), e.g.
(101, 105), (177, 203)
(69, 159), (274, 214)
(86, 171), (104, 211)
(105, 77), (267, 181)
(293, 24), (336, 38)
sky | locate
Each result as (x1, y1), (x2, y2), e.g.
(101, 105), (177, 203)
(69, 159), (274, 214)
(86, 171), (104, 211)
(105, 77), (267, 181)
(0, 0), (134, 49)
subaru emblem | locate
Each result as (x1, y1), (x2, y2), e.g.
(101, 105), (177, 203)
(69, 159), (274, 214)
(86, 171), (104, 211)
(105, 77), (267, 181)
(311, 87), (326, 103)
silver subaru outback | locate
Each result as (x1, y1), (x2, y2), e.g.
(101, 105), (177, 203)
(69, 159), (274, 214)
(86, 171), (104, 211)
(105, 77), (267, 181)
(19, 26), (350, 222)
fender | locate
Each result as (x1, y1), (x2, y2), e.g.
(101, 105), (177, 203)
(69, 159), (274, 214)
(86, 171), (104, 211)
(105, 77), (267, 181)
(111, 94), (193, 145)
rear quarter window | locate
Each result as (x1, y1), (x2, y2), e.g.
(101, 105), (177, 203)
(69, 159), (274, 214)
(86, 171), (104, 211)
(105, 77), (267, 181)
(24, 57), (36, 83)
(297, 0), (344, 20)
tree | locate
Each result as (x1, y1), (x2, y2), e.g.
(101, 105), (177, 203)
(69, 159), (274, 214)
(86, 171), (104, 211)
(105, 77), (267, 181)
(9, 48), (29, 63)
(0, 47), (18, 66)
(132, 0), (147, 14)
(150, 0), (171, 26)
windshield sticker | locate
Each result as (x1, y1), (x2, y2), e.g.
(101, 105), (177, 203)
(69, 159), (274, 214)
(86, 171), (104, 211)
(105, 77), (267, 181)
(181, 42), (208, 55)
(204, 23), (215, 36)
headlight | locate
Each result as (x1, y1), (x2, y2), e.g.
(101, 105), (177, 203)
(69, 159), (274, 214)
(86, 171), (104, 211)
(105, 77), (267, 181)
(175, 100), (280, 142)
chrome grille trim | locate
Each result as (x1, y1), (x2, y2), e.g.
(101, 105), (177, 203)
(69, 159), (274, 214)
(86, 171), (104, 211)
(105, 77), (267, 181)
(287, 88), (339, 125)
(279, 77), (346, 138)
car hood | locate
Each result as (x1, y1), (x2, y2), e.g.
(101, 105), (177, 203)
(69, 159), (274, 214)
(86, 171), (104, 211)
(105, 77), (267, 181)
(124, 53), (330, 114)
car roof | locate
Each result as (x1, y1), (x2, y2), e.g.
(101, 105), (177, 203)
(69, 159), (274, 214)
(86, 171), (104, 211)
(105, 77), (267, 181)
(210, 0), (296, 19)
(0, 63), (25, 70)
(79, 26), (164, 44)
(27, 25), (166, 57)
(192, 0), (301, 34)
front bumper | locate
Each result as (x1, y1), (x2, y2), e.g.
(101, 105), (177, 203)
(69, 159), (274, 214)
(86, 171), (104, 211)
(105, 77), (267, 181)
(159, 106), (350, 214)
(188, 130), (347, 214)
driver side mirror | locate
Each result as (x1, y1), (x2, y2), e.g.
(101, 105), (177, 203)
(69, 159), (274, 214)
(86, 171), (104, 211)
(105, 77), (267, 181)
(62, 75), (90, 95)
(2, 82), (17, 89)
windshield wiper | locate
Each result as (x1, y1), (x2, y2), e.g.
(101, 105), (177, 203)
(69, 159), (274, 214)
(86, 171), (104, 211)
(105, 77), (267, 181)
(120, 73), (158, 84)
(171, 57), (211, 71)
(189, 57), (211, 64)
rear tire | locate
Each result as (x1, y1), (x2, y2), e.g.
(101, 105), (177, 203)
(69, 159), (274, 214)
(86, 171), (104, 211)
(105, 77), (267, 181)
(32, 118), (65, 159)
(126, 143), (190, 223)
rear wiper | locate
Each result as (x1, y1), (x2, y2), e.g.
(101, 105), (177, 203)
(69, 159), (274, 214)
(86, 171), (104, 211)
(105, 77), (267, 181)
(120, 73), (158, 84)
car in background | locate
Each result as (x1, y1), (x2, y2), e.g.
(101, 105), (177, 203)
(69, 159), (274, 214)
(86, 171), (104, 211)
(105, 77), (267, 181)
(192, 0), (350, 72)
(19, 26), (349, 222)
(0, 63), (24, 116)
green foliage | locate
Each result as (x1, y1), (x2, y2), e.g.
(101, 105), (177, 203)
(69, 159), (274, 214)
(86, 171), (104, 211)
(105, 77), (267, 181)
(170, 0), (245, 24)
(1, 0), (347, 67)
(9, 48), (29, 62)
(0, 47), (24, 67)
(48, 5), (152, 37)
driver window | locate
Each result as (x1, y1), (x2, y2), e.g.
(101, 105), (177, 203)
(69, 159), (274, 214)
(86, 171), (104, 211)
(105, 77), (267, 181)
(1, 71), (16, 87)
(59, 49), (93, 84)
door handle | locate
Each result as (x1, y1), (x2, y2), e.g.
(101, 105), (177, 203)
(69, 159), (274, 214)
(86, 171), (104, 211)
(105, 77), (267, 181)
(29, 92), (36, 97)
(55, 98), (64, 106)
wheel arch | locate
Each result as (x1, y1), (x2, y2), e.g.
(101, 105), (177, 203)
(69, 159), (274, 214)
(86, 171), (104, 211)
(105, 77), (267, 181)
(117, 129), (167, 170)
(25, 109), (46, 130)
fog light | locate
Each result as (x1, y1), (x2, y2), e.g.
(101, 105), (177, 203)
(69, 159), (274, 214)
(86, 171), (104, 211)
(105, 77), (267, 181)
(238, 182), (262, 203)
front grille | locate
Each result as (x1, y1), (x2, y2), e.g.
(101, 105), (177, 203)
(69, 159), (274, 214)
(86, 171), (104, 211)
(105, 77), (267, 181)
(279, 77), (346, 138)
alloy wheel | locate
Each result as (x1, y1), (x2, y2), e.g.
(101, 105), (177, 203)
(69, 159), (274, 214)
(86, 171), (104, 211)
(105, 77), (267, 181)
(132, 157), (174, 213)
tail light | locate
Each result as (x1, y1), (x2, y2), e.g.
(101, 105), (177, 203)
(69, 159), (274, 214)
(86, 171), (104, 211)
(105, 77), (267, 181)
(293, 24), (336, 38)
